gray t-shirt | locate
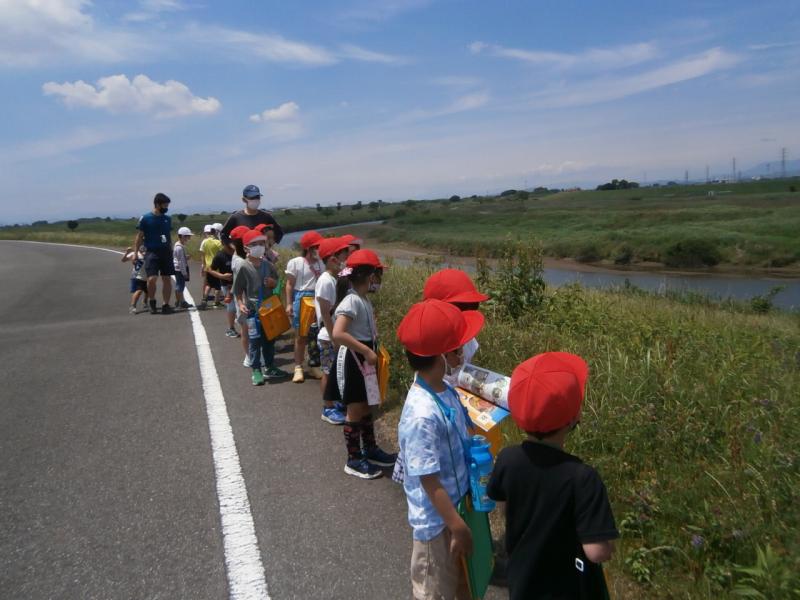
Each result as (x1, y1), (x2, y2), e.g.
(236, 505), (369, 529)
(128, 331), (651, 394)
(232, 260), (262, 312)
(334, 291), (376, 342)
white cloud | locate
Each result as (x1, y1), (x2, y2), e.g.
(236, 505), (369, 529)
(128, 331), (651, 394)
(43, 74), (221, 117)
(431, 75), (483, 88)
(337, 0), (433, 24)
(185, 25), (337, 66)
(747, 41), (800, 51)
(122, 0), (187, 22)
(0, 0), (146, 67)
(404, 91), (490, 121)
(249, 102), (300, 123)
(470, 41), (659, 70)
(525, 47), (739, 108)
(338, 44), (408, 64)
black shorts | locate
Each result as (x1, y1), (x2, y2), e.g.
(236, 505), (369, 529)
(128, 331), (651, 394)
(130, 278), (148, 293)
(323, 341), (375, 405)
(144, 247), (175, 277)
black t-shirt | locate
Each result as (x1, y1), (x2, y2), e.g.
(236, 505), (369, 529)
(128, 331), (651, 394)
(208, 250), (233, 288)
(487, 442), (618, 600)
(219, 210), (283, 246)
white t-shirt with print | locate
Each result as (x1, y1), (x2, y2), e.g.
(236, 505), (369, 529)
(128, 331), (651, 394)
(314, 271), (337, 342)
(285, 256), (324, 292)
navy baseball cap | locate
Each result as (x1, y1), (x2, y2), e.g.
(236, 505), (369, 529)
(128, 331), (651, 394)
(242, 185), (262, 199)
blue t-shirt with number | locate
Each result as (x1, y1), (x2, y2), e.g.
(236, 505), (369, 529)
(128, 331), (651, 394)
(137, 212), (172, 249)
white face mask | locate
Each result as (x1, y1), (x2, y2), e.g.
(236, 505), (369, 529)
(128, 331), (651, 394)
(367, 282), (381, 293)
(248, 244), (266, 258)
(246, 198), (261, 210)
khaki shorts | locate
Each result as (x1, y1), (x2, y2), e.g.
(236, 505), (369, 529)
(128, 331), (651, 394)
(411, 529), (470, 600)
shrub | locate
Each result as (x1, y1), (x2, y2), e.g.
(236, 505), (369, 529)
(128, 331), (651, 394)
(663, 239), (722, 268)
(475, 240), (545, 319)
(393, 208), (408, 218)
(575, 243), (602, 263)
(449, 195), (461, 202)
(67, 220), (78, 231)
(500, 189), (518, 197)
(614, 245), (634, 265)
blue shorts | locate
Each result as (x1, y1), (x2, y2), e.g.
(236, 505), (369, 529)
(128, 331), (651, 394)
(175, 272), (187, 293)
(292, 290), (314, 330)
(130, 278), (147, 293)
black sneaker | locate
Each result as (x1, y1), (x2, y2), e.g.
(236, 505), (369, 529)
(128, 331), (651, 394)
(365, 446), (398, 467)
(179, 301), (193, 309)
(149, 300), (158, 314)
(161, 304), (174, 314)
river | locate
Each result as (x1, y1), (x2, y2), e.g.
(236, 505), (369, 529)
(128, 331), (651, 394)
(279, 223), (800, 311)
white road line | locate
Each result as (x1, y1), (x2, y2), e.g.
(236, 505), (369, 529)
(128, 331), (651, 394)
(4, 240), (270, 599)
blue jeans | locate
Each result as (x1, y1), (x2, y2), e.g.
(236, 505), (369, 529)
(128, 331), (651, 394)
(247, 314), (275, 370)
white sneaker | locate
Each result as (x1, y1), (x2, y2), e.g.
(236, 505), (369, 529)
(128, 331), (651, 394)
(292, 365), (304, 383)
(129, 306), (137, 314)
(243, 355), (252, 368)
(307, 366), (324, 380)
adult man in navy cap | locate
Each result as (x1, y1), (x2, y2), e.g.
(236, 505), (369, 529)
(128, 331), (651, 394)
(219, 185), (284, 248)
(133, 192), (175, 314)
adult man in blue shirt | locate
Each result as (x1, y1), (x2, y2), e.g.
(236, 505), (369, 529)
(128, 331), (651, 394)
(133, 193), (175, 314)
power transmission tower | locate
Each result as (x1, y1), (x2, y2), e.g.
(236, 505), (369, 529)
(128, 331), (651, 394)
(732, 157), (736, 182)
(685, 170), (689, 185)
(782, 147), (787, 178)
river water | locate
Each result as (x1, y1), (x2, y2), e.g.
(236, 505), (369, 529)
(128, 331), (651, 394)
(279, 223), (800, 311)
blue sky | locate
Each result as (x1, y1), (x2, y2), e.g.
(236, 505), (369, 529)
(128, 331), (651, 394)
(1, 0), (798, 223)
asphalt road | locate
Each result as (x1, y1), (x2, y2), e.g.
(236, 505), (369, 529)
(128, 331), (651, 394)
(1, 241), (504, 600)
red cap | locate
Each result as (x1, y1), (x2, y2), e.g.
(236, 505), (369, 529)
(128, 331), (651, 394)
(340, 234), (363, 246)
(318, 237), (351, 261)
(243, 229), (266, 246)
(508, 353), (589, 433)
(254, 223), (273, 233)
(397, 299), (484, 356)
(300, 231), (323, 249)
(346, 248), (386, 269)
(423, 269), (489, 304)
(229, 225), (250, 240)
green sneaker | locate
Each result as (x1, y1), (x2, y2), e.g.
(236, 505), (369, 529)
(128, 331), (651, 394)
(263, 366), (291, 380)
(251, 368), (265, 386)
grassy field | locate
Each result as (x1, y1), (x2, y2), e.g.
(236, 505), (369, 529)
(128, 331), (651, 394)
(371, 245), (800, 598)
(363, 179), (800, 271)
(0, 202), (395, 256)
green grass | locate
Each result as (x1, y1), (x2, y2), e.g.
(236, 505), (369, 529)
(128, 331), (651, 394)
(365, 179), (800, 269)
(372, 248), (800, 598)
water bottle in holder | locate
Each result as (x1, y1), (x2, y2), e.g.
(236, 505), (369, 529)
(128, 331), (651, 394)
(246, 311), (260, 339)
(468, 435), (496, 512)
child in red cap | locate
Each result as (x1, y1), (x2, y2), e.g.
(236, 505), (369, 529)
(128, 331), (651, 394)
(396, 299), (485, 600)
(285, 230), (325, 383)
(324, 249), (396, 479)
(487, 352), (618, 600)
(422, 269), (488, 386)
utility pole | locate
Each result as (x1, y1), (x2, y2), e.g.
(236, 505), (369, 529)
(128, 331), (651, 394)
(685, 170), (689, 185)
(767, 163), (771, 176)
(732, 157), (736, 182)
(781, 147), (787, 178)
(705, 165), (710, 183)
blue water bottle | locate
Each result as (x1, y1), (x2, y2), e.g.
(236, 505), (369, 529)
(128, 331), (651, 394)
(468, 435), (496, 512)
(246, 312), (260, 339)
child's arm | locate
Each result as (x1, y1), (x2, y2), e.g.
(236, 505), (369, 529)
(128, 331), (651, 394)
(284, 273), (295, 315)
(317, 297), (334, 340)
(582, 541), (615, 563)
(121, 247), (133, 263)
(206, 267), (232, 281)
(332, 316), (377, 365)
(420, 474), (473, 559)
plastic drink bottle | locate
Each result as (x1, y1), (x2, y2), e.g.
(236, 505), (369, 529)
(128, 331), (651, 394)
(246, 313), (260, 339)
(468, 435), (496, 512)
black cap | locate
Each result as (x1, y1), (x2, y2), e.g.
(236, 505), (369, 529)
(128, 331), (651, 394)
(153, 192), (171, 204)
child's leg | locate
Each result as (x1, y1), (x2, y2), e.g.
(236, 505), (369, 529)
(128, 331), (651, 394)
(293, 335), (307, 368)
(360, 409), (377, 452)
(131, 290), (142, 307)
(411, 530), (471, 600)
(260, 334), (275, 368)
(248, 323), (262, 370)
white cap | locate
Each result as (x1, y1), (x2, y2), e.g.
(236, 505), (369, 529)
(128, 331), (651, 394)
(203, 224), (213, 233)
(212, 222), (223, 231)
(177, 226), (193, 236)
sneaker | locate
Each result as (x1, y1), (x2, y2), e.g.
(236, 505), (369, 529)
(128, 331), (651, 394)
(263, 366), (291, 380)
(344, 458), (383, 480)
(334, 402), (346, 413)
(292, 365), (305, 383)
(307, 366), (324, 380)
(179, 301), (193, 309)
(251, 369), (265, 386)
(149, 300), (158, 315)
(161, 304), (174, 314)
(198, 300), (208, 310)
(321, 407), (346, 425)
(365, 446), (398, 467)
(243, 355), (252, 368)
(225, 328), (240, 338)
(214, 301), (224, 309)
(129, 306), (137, 314)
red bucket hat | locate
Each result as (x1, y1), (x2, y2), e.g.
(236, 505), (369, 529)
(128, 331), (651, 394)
(299, 231), (323, 249)
(340, 233), (363, 246)
(254, 223), (273, 233)
(397, 299), (484, 356)
(346, 249), (387, 269)
(229, 225), (250, 240)
(318, 237), (351, 261)
(508, 352), (589, 433)
(423, 269), (489, 304)
(243, 229), (266, 246)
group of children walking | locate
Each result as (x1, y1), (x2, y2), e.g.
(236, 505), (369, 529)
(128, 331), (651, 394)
(124, 216), (619, 598)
